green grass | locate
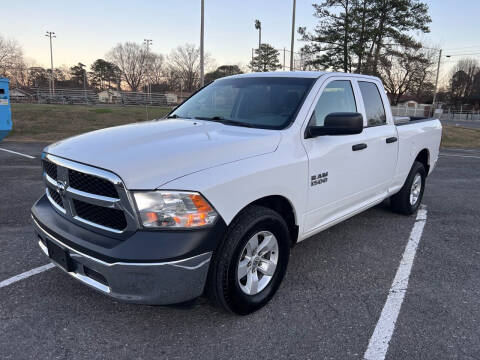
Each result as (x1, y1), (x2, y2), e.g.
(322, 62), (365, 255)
(4, 104), (480, 149)
(6, 103), (172, 142)
(441, 125), (480, 149)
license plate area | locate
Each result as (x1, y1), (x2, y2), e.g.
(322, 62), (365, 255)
(46, 239), (73, 272)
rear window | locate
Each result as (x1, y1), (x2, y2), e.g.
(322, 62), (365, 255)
(171, 77), (315, 129)
(359, 81), (386, 127)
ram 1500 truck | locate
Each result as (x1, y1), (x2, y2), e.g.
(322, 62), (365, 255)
(32, 71), (442, 314)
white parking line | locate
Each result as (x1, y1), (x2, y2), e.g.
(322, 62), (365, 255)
(439, 153), (480, 159)
(0, 263), (55, 289)
(0, 147), (36, 159)
(364, 205), (428, 360)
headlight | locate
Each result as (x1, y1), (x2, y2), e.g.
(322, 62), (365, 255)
(133, 191), (218, 229)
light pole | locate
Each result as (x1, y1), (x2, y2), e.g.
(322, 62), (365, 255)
(78, 63), (87, 102)
(431, 49), (442, 110)
(200, 0), (205, 87)
(254, 20), (261, 49)
(45, 31), (56, 96)
(290, 0), (296, 71)
(144, 39), (153, 100)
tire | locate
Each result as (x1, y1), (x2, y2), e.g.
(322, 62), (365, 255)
(207, 205), (291, 315)
(390, 161), (426, 215)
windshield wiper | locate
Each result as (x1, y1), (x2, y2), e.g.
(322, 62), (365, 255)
(166, 114), (194, 119)
(194, 116), (256, 128)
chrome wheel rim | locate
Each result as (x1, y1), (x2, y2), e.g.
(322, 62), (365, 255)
(410, 173), (422, 205)
(237, 231), (279, 296)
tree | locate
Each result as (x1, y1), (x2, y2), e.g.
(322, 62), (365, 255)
(249, 44), (281, 72)
(90, 59), (122, 90)
(299, 0), (431, 74)
(299, 0), (357, 72)
(166, 44), (213, 92)
(69, 62), (87, 88)
(448, 59), (479, 104)
(205, 65), (243, 83)
(107, 42), (149, 91)
(378, 44), (435, 105)
(0, 34), (23, 77)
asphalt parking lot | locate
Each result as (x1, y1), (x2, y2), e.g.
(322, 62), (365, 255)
(1, 141), (479, 360)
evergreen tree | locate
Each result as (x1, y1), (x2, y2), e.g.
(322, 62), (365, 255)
(249, 44), (281, 72)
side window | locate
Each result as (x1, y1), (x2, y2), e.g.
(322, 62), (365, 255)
(310, 80), (357, 126)
(358, 81), (386, 126)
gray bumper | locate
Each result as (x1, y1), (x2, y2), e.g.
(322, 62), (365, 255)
(34, 218), (212, 305)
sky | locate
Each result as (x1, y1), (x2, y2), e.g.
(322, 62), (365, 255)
(3, 0), (480, 81)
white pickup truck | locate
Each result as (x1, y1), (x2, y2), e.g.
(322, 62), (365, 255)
(32, 71), (442, 314)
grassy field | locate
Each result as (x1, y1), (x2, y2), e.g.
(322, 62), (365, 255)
(3, 103), (480, 148)
(5, 103), (172, 142)
(441, 125), (480, 148)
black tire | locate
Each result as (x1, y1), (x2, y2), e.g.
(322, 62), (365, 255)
(207, 205), (291, 315)
(390, 161), (426, 215)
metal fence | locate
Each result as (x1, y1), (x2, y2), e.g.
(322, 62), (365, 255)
(391, 105), (480, 121)
(10, 88), (178, 106)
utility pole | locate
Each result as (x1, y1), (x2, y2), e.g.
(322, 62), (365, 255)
(255, 20), (262, 49)
(45, 31), (56, 96)
(283, 47), (286, 71)
(432, 49), (442, 110)
(200, 0), (205, 87)
(290, 0), (296, 71)
(79, 63), (87, 102)
(144, 39), (153, 101)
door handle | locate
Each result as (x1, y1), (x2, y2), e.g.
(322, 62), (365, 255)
(352, 143), (367, 151)
(386, 137), (398, 144)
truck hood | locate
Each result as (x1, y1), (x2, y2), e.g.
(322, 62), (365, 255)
(44, 119), (281, 189)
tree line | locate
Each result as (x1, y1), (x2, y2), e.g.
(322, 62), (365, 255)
(0, 36), (243, 94)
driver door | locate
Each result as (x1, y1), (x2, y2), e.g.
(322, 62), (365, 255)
(302, 78), (370, 234)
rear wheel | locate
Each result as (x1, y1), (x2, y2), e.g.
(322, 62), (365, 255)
(207, 205), (291, 315)
(390, 161), (426, 215)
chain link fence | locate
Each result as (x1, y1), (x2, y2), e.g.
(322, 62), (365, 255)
(10, 88), (179, 106)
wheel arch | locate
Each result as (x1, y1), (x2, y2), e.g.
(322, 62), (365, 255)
(415, 148), (430, 175)
(233, 195), (299, 245)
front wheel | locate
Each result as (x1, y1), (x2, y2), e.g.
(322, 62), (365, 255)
(207, 205), (291, 315)
(390, 161), (426, 215)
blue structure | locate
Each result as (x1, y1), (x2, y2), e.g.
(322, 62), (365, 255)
(0, 78), (12, 142)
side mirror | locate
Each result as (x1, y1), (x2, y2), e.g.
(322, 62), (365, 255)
(306, 112), (364, 138)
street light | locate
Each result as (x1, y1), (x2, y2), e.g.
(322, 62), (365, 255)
(144, 39), (153, 100)
(45, 31), (56, 96)
(200, 0), (205, 87)
(290, 0), (296, 71)
(254, 20), (261, 49)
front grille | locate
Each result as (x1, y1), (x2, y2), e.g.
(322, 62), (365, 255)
(42, 155), (136, 235)
(69, 169), (119, 198)
(43, 160), (57, 180)
(47, 187), (63, 208)
(73, 199), (127, 231)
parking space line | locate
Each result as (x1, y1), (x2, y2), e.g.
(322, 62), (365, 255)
(439, 153), (480, 159)
(0, 147), (36, 159)
(363, 205), (428, 360)
(0, 263), (55, 289)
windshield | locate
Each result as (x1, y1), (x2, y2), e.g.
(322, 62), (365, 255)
(170, 77), (315, 129)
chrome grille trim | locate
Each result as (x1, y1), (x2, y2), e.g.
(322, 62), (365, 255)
(41, 153), (138, 236)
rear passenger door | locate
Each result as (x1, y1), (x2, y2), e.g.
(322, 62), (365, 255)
(356, 80), (399, 197)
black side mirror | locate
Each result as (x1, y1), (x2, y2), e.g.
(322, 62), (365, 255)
(306, 112), (364, 138)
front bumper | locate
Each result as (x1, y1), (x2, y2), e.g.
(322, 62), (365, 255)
(32, 195), (226, 305)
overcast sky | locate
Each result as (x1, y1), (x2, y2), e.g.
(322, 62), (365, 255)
(3, 0), (480, 81)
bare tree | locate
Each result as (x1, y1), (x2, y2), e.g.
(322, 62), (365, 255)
(0, 34), (25, 84)
(378, 44), (435, 105)
(448, 58), (479, 103)
(147, 53), (165, 86)
(166, 44), (213, 92)
(107, 42), (148, 91)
